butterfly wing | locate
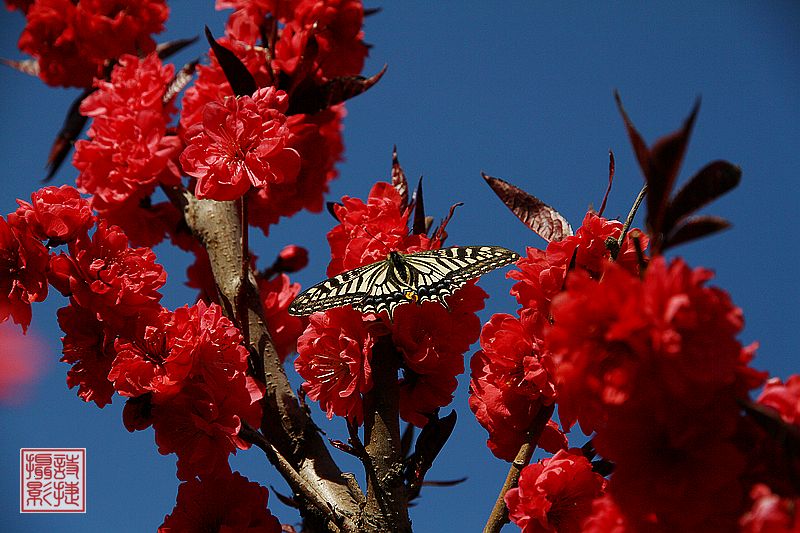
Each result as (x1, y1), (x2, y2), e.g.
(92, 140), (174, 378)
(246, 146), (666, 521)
(401, 246), (520, 304)
(288, 260), (392, 316)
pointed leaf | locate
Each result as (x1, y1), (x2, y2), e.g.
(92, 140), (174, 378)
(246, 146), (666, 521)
(45, 88), (94, 181)
(156, 36), (199, 60)
(326, 201), (341, 220)
(270, 486), (300, 508)
(663, 160), (741, 232)
(598, 150), (615, 217)
(364, 7), (382, 16)
(205, 26), (257, 97)
(401, 423), (415, 458)
(482, 172), (573, 241)
(421, 478), (468, 488)
(412, 177), (427, 235)
(614, 91), (650, 178)
(741, 400), (800, 451)
(286, 64), (386, 116)
(646, 98), (700, 235)
(663, 215), (730, 250)
(1, 57), (40, 77)
(433, 202), (463, 243)
(391, 146), (409, 208)
(164, 58), (199, 105)
(404, 411), (457, 500)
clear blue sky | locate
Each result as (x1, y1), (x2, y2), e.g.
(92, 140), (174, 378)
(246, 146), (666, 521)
(2, 2), (798, 532)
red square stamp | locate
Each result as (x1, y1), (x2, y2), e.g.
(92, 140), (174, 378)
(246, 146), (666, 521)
(20, 448), (86, 513)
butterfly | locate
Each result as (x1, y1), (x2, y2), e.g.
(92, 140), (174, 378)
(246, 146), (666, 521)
(288, 246), (520, 319)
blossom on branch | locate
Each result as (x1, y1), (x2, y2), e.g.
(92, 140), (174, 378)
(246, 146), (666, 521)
(11, 185), (94, 243)
(0, 216), (49, 332)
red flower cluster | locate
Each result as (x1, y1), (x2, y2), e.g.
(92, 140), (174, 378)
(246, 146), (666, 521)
(470, 212), (638, 460)
(73, 53), (182, 246)
(273, 0), (368, 81)
(296, 180), (486, 426)
(0, 215), (49, 332)
(181, 87), (300, 201)
(739, 484), (800, 533)
(15, 0), (168, 87)
(547, 258), (765, 531)
(504, 449), (606, 533)
(757, 375), (800, 426)
(11, 185), (94, 243)
(159, 470), (281, 532)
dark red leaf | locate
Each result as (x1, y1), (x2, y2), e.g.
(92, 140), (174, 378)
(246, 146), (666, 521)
(663, 215), (730, 250)
(364, 7), (382, 16)
(156, 36), (199, 60)
(433, 202), (463, 243)
(646, 98), (701, 236)
(204, 26), (257, 97)
(328, 439), (355, 455)
(614, 91), (650, 180)
(404, 411), (457, 500)
(411, 177), (426, 235)
(401, 423), (415, 458)
(45, 88), (94, 181)
(286, 65), (386, 116)
(0, 57), (40, 77)
(482, 172), (573, 242)
(163, 59), (199, 105)
(421, 477), (468, 488)
(598, 150), (615, 217)
(391, 146), (409, 208)
(326, 201), (341, 220)
(663, 160), (741, 233)
(741, 400), (800, 452)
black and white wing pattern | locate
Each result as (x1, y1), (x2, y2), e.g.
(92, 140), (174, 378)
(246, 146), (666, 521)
(288, 245), (520, 319)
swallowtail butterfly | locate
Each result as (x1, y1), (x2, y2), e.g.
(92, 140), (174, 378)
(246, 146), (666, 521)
(288, 246), (520, 319)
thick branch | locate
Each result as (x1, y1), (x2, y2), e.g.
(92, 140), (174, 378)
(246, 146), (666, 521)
(167, 187), (362, 530)
(361, 335), (412, 532)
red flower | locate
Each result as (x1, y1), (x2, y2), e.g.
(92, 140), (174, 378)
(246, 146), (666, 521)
(0, 216), (49, 332)
(11, 185), (94, 243)
(152, 373), (263, 480)
(48, 222), (165, 332)
(580, 495), (629, 533)
(504, 449), (606, 533)
(179, 37), (273, 134)
(58, 302), (117, 407)
(468, 312), (558, 460)
(217, 0), (294, 44)
(258, 273), (306, 362)
(17, 0), (168, 88)
(295, 307), (374, 423)
(275, 244), (310, 273)
(5, 0), (34, 13)
(180, 87), (301, 201)
(249, 107), (344, 235)
(740, 484), (800, 533)
(159, 471), (281, 533)
(73, 54), (181, 216)
(508, 211), (646, 327)
(757, 375), (800, 426)
(546, 258), (765, 530)
(327, 181), (437, 276)
(273, 0), (368, 81)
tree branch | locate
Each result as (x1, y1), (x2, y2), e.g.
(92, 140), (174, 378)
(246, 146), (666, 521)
(483, 403), (555, 533)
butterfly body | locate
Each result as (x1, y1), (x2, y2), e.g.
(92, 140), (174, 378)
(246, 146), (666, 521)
(288, 246), (520, 319)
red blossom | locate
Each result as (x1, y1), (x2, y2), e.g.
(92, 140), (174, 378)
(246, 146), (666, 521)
(217, 0), (294, 43)
(757, 375), (800, 426)
(11, 185), (94, 243)
(48, 222), (165, 332)
(258, 273), (306, 362)
(180, 87), (301, 201)
(504, 449), (606, 533)
(580, 495), (629, 533)
(57, 302), (117, 407)
(74, 54), (181, 217)
(249, 107), (345, 235)
(295, 307), (374, 423)
(275, 244), (310, 273)
(740, 484), (800, 533)
(468, 312), (558, 460)
(327, 181), (437, 276)
(152, 373), (263, 480)
(0, 216), (49, 332)
(273, 0), (368, 81)
(159, 471), (281, 533)
(17, 0), (168, 88)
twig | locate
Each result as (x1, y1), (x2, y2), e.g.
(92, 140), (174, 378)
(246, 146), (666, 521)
(483, 403), (555, 533)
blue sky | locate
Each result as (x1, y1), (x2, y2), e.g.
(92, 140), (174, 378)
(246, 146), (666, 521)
(1, 2), (798, 532)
